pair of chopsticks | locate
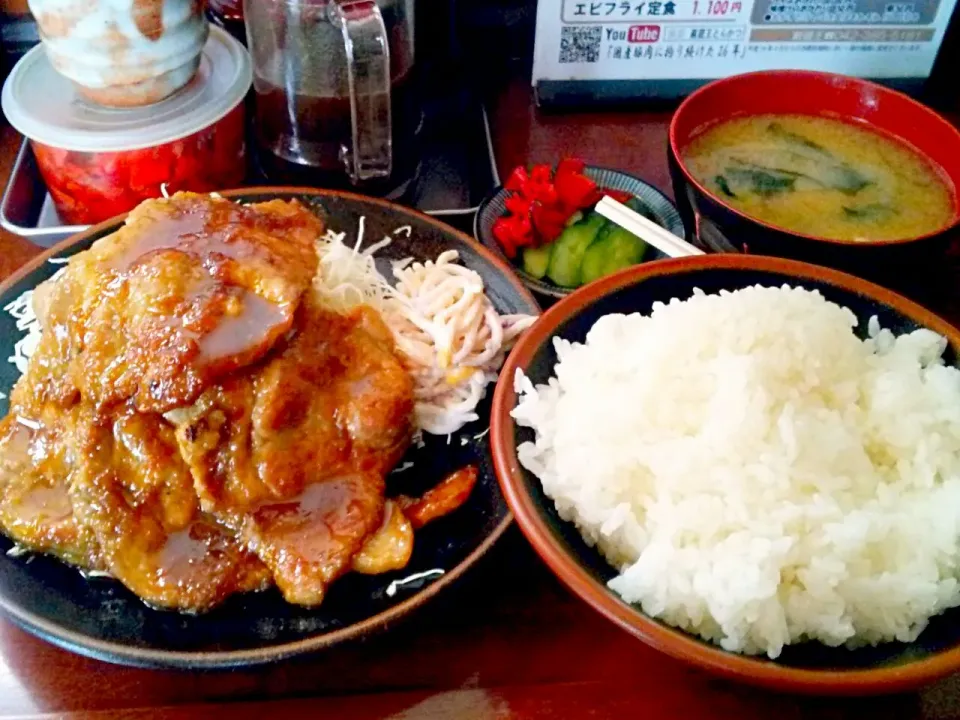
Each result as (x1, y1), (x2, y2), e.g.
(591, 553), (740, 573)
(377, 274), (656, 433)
(595, 196), (703, 258)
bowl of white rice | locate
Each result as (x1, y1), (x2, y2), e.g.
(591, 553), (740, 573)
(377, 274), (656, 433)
(490, 254), (960, 694)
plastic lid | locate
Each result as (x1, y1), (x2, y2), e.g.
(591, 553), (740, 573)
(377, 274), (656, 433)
(1, 26), (252, 153)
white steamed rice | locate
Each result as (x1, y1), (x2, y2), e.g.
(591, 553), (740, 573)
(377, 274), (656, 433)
(512, 284), (960, 658)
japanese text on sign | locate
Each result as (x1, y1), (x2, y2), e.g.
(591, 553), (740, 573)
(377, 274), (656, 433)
(564, 0), (748, 20)
(537, 0), (956, 85)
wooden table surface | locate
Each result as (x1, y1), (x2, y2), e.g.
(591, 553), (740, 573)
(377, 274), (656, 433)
(2, 81), (960, 719)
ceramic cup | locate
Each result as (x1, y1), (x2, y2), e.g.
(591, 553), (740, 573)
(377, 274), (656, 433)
(28, 0), (209, 107)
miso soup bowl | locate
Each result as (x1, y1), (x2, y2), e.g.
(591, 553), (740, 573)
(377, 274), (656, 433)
(668, 70), (960, 289)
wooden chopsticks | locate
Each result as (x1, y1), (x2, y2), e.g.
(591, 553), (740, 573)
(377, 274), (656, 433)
(595, 196), (704, 258)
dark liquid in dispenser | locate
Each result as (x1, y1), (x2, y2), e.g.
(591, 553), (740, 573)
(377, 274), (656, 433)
(254, 69), (420, 195)
(252, 11), (420, 197)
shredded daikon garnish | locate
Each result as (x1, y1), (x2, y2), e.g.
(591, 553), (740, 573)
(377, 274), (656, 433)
(312, 220), (537, 435)
(385, 568), (444, 597)
(5, 289), (42, 375)
(313, 225), (392, 313)
(4, 267), (67, 375)
(81, 569), (115, 579)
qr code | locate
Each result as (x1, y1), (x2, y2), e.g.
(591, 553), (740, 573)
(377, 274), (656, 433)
(559, 26), (602, 63)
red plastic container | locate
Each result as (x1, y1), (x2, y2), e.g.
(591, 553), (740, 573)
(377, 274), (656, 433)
(32, 104), (246, 225)
(2, 26), (251, 225)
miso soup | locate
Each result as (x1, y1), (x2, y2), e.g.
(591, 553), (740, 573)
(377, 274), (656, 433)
(683, 114), (955, 242)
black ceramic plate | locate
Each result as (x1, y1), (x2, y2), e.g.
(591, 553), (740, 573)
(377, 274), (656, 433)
(0, 188), (539, 669)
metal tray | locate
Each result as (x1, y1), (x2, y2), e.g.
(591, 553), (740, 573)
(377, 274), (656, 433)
(1, 98), (500, 247)
(0, 141), (87, 247)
